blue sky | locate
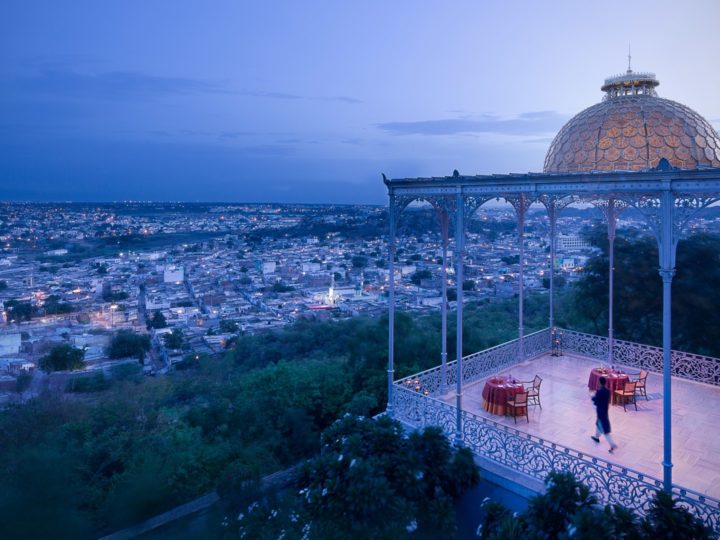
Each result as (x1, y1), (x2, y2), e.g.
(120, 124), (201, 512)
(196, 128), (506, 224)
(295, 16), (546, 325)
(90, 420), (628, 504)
(2, 0), (719, 203)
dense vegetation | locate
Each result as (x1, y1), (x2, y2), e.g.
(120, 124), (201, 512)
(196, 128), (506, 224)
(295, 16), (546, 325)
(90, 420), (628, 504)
(0, 297), (550, 539)
(478, 471), (712, 539)
(569, 229), (720, 357)
(221, 415), (480, 540)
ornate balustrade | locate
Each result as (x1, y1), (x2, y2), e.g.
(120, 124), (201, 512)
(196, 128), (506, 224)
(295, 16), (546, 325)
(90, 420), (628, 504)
(395, 328), (552, 397)
(393, 328), (720, 532)
(391, 383), (720, 533)
(560, 328), (720, 387)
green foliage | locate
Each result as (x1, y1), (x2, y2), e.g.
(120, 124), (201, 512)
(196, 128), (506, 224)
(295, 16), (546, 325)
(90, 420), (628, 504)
(163, 329), (184, 349)
(478, 472), (712, 540)
(44, 294), (74, 314)
(411, 269), (433, 285)
(67, 372), (112, 393)
(0, 279), (7, 290)
(272, 281), (295, 293)
(569, 231), (720, 356)
(107, 330), (150, 363)
(5, 298), (35, 322)
(102, 290), (129, 302)
(40, 343), (85, 372)
(147, 310), (167, 329)
(219, 319), (239, 333)
(351, 255), (368, 268)
(233, 416), (480, 540)
(15, 371), (32, 393)
(463, 279), (476, 291)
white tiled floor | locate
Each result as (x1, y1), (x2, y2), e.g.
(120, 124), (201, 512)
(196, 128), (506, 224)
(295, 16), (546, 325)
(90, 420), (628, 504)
(438, 353), (720, 498)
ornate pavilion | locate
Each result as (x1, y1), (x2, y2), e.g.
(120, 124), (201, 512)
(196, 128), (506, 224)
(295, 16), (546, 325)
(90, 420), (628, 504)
(383, 65), (720, 531)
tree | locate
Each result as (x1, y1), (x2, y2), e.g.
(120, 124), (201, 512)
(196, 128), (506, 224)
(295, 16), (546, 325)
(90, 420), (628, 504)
(107, 330), (151, 363)
(40, 344), (85, 372)
(219, 319), (239, 333)
(410, 269), (432, 286)
(463, 279), (476, 291)
(272, 282), (294, 293)
(44, 294), (74, 315)
(163, 329), (184, 350)
(0, 280), (7, 290)
(351, 255), (368, 268)
(478, 471), (712, 539)
(5, 299), (34, 322)
(147, 310), (167, 330)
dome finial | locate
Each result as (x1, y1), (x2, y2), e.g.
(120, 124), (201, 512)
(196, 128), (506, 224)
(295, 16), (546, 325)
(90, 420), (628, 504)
(627, 43), (632, 74)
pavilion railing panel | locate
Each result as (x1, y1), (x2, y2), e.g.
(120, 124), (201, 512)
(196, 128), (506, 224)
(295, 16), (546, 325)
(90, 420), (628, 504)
(395, 328), (552, 397)
(391, 383), (720, 533)
(560, 328), (720, 387)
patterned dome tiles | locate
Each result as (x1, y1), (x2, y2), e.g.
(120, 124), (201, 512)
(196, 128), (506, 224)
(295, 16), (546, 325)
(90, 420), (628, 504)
(544, 95), (720, 173)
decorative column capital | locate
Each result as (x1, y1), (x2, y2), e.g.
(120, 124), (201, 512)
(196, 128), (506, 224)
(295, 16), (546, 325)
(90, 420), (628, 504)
(658, 268), (676, 282)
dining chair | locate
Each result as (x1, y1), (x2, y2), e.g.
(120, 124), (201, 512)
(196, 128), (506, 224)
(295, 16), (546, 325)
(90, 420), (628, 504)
(522, 375), (543, 409)
(613, 380), (637, 412)
(633, 370), (648, 401)
(506, 391), (529, 424)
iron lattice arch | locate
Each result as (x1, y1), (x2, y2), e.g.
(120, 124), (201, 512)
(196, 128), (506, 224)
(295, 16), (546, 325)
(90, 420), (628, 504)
(383, 162), (720, 503)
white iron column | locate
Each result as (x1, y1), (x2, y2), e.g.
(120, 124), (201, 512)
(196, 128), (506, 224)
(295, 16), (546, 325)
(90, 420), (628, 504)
(440, 211), (449, 393)
(548, 204), (557, 330)
(659, 189), (675, 492)
(387, 194), (397, 417)
(516, 196), (527, 360)
(454, 193), (464, 446)
(607, 199), (617, 365)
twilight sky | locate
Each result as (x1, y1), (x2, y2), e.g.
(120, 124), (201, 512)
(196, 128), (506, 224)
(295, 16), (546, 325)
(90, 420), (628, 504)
(2, 0), (719, 204)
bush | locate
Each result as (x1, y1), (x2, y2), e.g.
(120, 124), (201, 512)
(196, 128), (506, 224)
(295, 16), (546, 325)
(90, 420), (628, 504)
(477, 471), (713, 540)
(66, 373), (111, 393)
(107, 330), (151, 363)
(40, 344), (85, 372)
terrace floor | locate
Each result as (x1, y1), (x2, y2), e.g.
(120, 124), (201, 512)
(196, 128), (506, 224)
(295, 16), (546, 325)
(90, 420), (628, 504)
(438, 353), (720, 499)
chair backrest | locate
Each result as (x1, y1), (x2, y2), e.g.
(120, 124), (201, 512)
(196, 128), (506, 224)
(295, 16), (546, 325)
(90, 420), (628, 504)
(623, 381), (637, 393)
(513, 391), (529, 405)
(533, 375), (542, 390)
(639, 370), (648, 382)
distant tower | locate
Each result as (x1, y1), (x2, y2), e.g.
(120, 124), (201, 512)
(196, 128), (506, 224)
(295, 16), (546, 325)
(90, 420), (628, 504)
(327, 272), (336, 305)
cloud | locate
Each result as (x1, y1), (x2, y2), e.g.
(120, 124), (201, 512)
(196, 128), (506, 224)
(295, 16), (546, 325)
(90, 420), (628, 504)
(5, 69), (225, 100)
(376, 111), (567, 137)
(3, 68), (362, 104)
(237, 89), (361, 104)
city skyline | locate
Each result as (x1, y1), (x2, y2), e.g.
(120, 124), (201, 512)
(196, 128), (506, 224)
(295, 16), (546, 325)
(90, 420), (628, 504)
(2, 0), (720, 203)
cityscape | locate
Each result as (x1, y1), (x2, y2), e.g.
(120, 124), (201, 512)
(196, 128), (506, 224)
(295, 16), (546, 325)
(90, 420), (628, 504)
(0, 201), (622, 398)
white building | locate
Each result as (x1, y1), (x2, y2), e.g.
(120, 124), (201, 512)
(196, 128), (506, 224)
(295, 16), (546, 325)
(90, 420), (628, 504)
(164, 265), (185, 283)
(557, 234), (591, 251)
(0, 333), (21, 356)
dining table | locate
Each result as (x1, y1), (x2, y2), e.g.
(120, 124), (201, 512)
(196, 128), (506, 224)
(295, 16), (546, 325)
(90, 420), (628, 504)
(482, 376), (526, 416)
(588, 367), (629, 402)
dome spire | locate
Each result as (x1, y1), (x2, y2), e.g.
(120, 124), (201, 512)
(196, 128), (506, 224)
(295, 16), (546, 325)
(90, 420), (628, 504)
(601, 54), (658, 99)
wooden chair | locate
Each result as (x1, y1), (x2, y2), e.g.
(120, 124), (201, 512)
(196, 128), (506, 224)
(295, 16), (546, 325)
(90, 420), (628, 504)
(613, 380), (637, 412)
(633, 370), (648, 401)
(524, 375), (542, 409)
(506, 391), (529, 424)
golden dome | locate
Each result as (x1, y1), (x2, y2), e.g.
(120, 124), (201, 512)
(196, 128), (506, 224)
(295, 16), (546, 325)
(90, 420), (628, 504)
(544, 70), (720, 173)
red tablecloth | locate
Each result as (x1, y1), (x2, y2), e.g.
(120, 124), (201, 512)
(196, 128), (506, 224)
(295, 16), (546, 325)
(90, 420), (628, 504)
(588, 368), (629, 395)
(482, 377), (525, 415)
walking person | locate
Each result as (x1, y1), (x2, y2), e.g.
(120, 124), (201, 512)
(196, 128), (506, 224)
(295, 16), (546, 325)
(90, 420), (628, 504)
(591, 377), (618, 453)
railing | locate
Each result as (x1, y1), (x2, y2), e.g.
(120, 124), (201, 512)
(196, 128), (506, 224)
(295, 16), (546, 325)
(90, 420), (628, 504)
(392, 384), (720, 534)
(560, 328), (720, 387)
(395, 328), (552, 397)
